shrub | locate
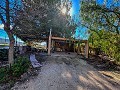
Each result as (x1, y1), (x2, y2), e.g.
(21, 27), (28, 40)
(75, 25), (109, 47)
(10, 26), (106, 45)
(0, 67), (9, 83)
(11, 56), (30, 77)
(0, 56), (30, 84)
(0, 49), (8, 61)
(89, 30), (120, 64)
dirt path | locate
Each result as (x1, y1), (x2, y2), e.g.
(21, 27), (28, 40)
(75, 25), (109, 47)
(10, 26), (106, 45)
(12, 53), (120, 90)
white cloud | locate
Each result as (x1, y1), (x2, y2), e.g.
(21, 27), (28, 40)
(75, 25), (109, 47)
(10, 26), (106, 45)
(0, 24), (4, 29)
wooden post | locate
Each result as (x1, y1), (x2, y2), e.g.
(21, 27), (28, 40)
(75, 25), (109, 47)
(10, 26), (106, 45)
(85, 40), (89, 58)
(73, 41), (75, 53)
(48, 29), (52, 55)
(51, 40), (54, 48)
(77, 41), (80, 54)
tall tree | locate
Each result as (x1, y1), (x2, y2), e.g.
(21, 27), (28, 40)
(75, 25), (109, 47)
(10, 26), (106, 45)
(14, 0), (75, 41)
(80, 0), (120, 62)
(81, 0), (120, 34)
(0, 0), (22, 65)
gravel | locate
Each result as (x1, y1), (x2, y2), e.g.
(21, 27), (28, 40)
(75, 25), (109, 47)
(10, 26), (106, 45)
(12, 52), (120, 90)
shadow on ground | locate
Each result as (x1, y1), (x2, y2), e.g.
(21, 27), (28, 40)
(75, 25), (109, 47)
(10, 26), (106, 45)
(12, 52), (120, 90)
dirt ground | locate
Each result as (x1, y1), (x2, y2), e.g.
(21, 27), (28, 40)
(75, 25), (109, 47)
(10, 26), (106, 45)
(12, 52), (120, 90)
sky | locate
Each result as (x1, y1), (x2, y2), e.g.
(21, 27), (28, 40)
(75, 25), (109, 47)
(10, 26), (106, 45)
(71, 0), (80, 16)
(71, 0), (89, 40)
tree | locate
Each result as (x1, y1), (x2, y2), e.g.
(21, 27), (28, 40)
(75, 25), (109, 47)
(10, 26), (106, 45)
(81, 0), (120, 34)
(14, 0), (75, 41)
(89, 29), (120, 62)
(80, 0), (120, 62)
(0, 0), (22, 65)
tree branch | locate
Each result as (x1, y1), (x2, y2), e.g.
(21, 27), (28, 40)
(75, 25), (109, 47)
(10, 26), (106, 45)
(0, 5), (6, 11)
(6, 0), (10, 29)
(87, 4), (120, 19)
(102, 14), (119, 34)
(0, 14), (6, 24)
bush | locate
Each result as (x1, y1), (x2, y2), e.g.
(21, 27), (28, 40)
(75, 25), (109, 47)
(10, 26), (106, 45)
(0, 48), (19, 61)
(0, 67), (9, 83)
(0, 49), (8, 61)
(0, 56), (30, 84)
(11, 56), (30, 77)
(89, 30), (120, 64)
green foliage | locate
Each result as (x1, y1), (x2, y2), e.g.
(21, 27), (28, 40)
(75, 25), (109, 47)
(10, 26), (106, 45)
(89, 30), (120, 63)
(0, 49), (8, 61)
(81, 0), (120, 63)
(11, 56), (30, 77)
(14, 0), (75, 41)
(81, 0), (120, 34)
(0, 67), (9, 83)
(0, 56), (30, 84)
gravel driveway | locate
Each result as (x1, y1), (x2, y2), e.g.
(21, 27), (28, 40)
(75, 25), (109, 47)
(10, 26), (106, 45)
(12, 53), (120, 90)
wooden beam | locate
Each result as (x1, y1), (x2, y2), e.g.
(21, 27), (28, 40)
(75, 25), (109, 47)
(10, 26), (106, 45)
(51, 37), (87, 43)
(51, 37), (67, 41)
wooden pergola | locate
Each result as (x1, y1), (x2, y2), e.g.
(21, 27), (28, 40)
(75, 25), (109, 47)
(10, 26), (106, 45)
(14, 29), (89, 58)
(48, 31), (89, 58)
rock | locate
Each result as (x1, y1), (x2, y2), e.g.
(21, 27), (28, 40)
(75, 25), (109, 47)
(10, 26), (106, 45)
(96, 64), (106, 68)
(116, 66), (120, 70)
(21, 73), (28, 81)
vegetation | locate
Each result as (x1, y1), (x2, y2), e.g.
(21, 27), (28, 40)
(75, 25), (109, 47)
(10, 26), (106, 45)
(0, 49), (8, 61)
(81, 0), (120, 63)
(0, 56), (30, 84)
(89, 30), (120, 63)
(14, 0), (76, 41)
(0, 0), (75, 65)
(81, 0), (120, 34)
(0, 0), (22, 65)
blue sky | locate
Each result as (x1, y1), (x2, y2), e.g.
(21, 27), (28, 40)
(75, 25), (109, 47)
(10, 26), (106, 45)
(71, 0), (89, 40)
(0, 29), (8, 39)
(71, 0), (80, 15)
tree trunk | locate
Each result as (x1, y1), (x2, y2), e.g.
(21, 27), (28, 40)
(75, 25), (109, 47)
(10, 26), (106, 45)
(4, 25), (15, 65)
(5, 0), (15, 65)
(7, 31), (15, 65)
(9, 38), (15, 65)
